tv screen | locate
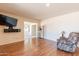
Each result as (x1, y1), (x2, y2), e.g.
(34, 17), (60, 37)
(0, 14), (17, 27)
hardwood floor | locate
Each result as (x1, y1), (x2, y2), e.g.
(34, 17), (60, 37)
(0, 38), (79, 56)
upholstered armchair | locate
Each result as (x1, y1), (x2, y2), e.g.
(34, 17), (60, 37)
(57, 32), (79, 52)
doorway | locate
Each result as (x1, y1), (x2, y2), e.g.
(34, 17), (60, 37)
(24, 21), (38, 44)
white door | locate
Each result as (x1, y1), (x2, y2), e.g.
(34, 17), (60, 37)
(24, 22), (32, 45)
(31, 23), (38, 39)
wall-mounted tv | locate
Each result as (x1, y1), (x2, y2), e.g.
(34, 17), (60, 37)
(0, 14), (21, 32)
(0, 14), (17, 29)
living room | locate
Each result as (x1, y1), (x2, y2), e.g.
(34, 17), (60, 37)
(0, 3), (79, 56)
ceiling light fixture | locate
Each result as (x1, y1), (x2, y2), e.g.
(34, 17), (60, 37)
(46, 3), (50, 7)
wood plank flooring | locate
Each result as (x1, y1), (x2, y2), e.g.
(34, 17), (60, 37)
(0, 38), (79, 56)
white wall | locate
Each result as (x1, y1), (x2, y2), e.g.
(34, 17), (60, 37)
(41, 12), (79, 42)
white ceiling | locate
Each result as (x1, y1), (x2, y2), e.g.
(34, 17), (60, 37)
(0, 3), (79, 20)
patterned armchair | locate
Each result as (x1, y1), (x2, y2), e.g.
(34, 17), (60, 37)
(57, 32), (79, 52)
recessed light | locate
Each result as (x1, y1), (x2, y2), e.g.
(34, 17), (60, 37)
(46, 3), (50, 7)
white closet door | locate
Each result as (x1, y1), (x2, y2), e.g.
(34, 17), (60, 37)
(31, 23), (38, 39)
(24, 22), (32, 40)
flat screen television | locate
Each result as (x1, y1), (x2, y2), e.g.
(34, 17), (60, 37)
(0, 14), (17, 29)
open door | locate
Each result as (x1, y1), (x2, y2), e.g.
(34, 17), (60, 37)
(24, 21), (38, 42)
